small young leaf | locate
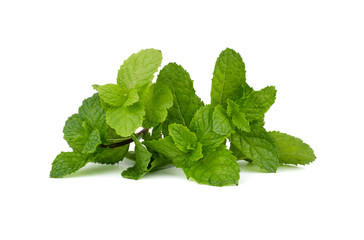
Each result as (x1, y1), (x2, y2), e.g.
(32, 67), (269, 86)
(236, 86), (277, 121)
(190, 105), (226, 153)
(124, 89), (139, 107)
(269, 131), (316, 165)
(168, 124), (198, 153)
(227, 99), (250, 132)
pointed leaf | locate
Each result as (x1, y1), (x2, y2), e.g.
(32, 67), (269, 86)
(157, 63), (202, 127)
(168, 124), (198, 152)
(227, 99), (250, 132)
(269, 131), (316, 165)
(236, 86), (277, 121)
(184, 147), (240, 186)
(211, 48), (246, 108)
(230, 123), (279, 172)
(50, 152), (89, 178)
(117, 49), (162, 93)
(190, 105), (226, 153)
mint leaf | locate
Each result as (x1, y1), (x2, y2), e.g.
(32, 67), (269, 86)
(106, 102), (145, 137)
(242, 81), (254, 97)
(92, 145), (129, 164)
(230, 123), (279, 172)
(157, 63), (203, 127)
(211, 48), (246, 108)
(236, 86), (276, 121)
(122, 135), (152, 180)
(63, 114), (89, 152)
(52, 48), (316, 186)
(212, 105), (234, 135)
(227, 99), (250, 132)
(78, 94), (107, 134)
(124, 88), (139, 107)
(229, 143), (252, 162)
(143, 82), (173, 128)
(148, 152), (172, 171)
(144, 136), (186, 163)
(168, 124), (198, 152)
(269, 131), (316, 165)
(144, 136), (201, 168)
(117, 49), (162, 93)
(190, 105), (226, 153)
(93, 50), (163, 137)
(50, 152), (89, 178)
(93, 84), (126, 107)
(82, 129), (102, 154)
(184, 146), (240, 186)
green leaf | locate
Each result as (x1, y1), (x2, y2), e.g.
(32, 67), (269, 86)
(187, 142), (203, 164)
(82, 129), (102, 154)
(50, 152), (89, 178)
(184, 147), (240, 186)
(229, 144), (252, 162)
(144, 136), (201, 168)
(93, 84), (126, 107)
(144, 136), (185, 162)
(92, 145), (129, 164)
(227, 99), (250, 132)
(212, 105), (233, 135)
(148, 152), (172, 171)
(211, 48), (246, 108)
(63, 114), (90, 152)
(117, 49), (162, 93)
(78, 93), (108, 141)
(236, 86), (277, 121)
(269, 131), (316, 165)
(143, 82), (173, 128)
(242, 81), (254, 97)
(189, 105), (226, 153)
(122, 135), (152, 180)
(230, 123), (279, 172)
(106, 102), (145, 137)
(168, 124), (198, 153)
(124, 88), (139, 107)
(157, 63), (203, 127)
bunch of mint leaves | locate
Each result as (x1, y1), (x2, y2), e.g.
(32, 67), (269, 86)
(50, 48), (316, 186)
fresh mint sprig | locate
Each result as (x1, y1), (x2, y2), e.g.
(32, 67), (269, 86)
(50, 48), (316, 186)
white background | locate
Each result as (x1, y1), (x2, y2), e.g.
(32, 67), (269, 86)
(1, 0), (363, 239)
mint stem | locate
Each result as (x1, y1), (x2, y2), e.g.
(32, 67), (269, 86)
(99, 128), (149, 148)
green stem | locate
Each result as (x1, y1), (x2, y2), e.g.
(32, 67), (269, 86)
(99, 128), (149, 148)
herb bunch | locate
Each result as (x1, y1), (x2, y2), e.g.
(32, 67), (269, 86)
(50, 48), (316, 186)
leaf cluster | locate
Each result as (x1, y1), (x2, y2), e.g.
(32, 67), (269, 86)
(50, 48), (316, 186)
